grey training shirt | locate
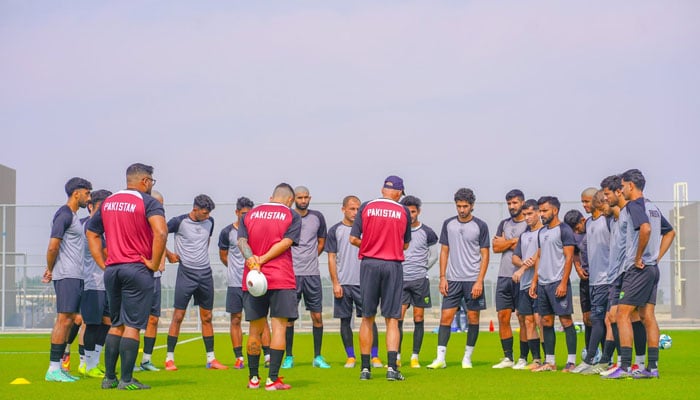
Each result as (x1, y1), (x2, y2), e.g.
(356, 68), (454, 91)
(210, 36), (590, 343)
(496, 217), (528, 278)
(325, 222), (361, 286)
(50, 205), (85, 280)
(168, 214), (215, 270)
(402, 223), (439, 281)
(439, 216), (490, 281)
(536, 223), (576, 284)
(291, 209), (327, 276)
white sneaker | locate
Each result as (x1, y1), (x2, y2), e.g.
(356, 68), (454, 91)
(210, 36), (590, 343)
(461, 357), (473, 369)
(426, 359), (446, 369)
(571, 362), (594, 374)
(492, 358), (514, 368)
(512, 358), (528, 370)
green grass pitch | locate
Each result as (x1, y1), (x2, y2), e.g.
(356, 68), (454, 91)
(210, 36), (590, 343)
(1, 330), (699, 399)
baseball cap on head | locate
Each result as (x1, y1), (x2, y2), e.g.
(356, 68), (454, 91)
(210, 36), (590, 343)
(383, 175), (405, 195)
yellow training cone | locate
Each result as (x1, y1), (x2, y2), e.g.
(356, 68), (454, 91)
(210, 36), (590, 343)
(10, 378), (30, 385)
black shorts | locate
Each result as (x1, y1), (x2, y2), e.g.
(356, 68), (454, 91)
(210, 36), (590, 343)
(334, 284), (362, 319)
(442, 281), (487, 311)
(360, 258), (403, 319)
(295, 275), (323, 313)
(243, 289), (298, 321)
(150, 276), (161, 317)
(579, 278), (591, 313)
(619, 264), (659, 307)
(54, 278), (83, 314)
(495, 276), (519, 312)
(590, 284), (610, 320)
(226, 286), (244, 314)
(402, 277), (432, 308)
(516, 289), (538, 316)
(608, 275), (623, 308)
(173, 265), (214, 310)
(537, 280), (573, 316)
(104, 263), (154, 330)
(81, 289), (109, 324)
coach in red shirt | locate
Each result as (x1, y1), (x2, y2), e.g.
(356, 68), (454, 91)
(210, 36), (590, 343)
(87, 163), (167, 390)
(350, 175), (411, 381)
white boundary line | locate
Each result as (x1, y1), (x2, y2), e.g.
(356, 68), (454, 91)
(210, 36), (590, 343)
(0, 336), (202, 355)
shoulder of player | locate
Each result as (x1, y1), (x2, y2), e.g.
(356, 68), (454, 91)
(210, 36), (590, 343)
(471, 216), (488, 226)
(328, 221), (347, 232)
(442, 215), (459, 225)
(53, 204), (74, 219)
(306, 209), (326, 219)
(220, 223), (234, 234)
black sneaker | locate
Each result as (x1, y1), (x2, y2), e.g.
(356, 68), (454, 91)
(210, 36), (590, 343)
(386, 368), (405, 381)
(117, 378), (151, 390)
(360, 368), (371, 380)
(101, 377), (118, 389)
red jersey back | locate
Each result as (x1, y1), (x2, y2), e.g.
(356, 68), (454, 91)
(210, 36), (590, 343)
(351, 198), (411, 261)
(87, 190), (165, 266)
(238, 203), (301, 290)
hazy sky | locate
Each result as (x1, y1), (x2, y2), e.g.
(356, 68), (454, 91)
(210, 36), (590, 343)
(2, 1), (699, 206)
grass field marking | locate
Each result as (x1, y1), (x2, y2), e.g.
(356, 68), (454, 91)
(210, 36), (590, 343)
(152, 335), (201, 351)
(0, 351), (49, 355)
(1, 335), (202, 354)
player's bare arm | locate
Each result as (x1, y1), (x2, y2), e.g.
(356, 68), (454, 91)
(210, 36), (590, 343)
(327, 252), (343, 298)
(556, 245), (574, 297)
(42, 237), (61, 283)
(472, 247), (489, 298)
(439, 244), (449, 296)
(349, 235), (361, 248)
(635, 222), (651, 269)
(144, 214), (167, 272)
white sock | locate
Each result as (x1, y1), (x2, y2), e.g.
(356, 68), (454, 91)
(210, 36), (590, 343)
(85, 351), (95, 370)
(206, 352), (216, 363)
(437, 346), (447, 362)
(142, 352), (152, 363)
(166, 352), (175, 362)
(411, 354), (419, 360)
(265, 354), (270, 362)
(49, 361), (61, 372)
(397, 353), (401, 361)
(567, 354), (576, 364)
(635, 355), (645, 366)
(545, 355), (556, 365)
(95, 344), (103, 359)
(464, 346), (474, 359)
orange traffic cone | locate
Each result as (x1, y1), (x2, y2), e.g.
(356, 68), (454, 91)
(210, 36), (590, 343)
(489, 320), (495, 332)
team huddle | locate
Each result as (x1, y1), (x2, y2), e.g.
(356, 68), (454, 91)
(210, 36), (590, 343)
(42, 164), (673, 391)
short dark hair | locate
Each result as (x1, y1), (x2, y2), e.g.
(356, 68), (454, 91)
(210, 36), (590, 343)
(400, 195), (422, 209)
(342, 195), (360, 207)
(193, 194), (215, 211)
(454, 188), (475, 205)
(65, 177), (92, 196)
(537, 196), (560, 210)
(600, 175), (622, 191)
(621, 169), (646, 191)
(505, 189), (525, 201)
(236, 196), (254, 211)
(90, 190), (112, 206)
(522, 199), (538, 210)
(273, 182), (295, 198)
(126, 163), (154, 177)
(563, 209), (584, 229)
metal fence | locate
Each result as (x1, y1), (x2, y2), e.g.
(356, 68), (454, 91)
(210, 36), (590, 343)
(0, 200), (685, 332)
